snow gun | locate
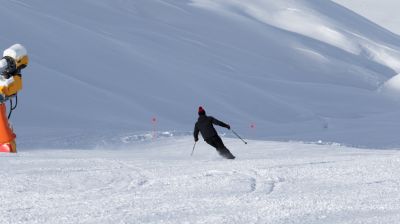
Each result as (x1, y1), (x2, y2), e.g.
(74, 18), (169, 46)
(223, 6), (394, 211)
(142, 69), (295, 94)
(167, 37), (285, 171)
(0, 44), (28, 153)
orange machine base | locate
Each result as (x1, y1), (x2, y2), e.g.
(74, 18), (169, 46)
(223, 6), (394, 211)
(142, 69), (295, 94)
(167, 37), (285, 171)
(0, 142), (16, 153)
(0, 103), (17, 153)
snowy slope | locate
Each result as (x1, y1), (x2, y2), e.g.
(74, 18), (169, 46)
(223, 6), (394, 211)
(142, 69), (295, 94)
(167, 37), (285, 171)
(4, 2), (400, 222)
(333, 0), (400, 35)
(2, 0), (400, 147)
(2, 137), (400, 223)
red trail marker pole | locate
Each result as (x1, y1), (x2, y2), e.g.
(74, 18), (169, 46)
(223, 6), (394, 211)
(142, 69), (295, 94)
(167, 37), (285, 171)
(152, 117), (157, 139)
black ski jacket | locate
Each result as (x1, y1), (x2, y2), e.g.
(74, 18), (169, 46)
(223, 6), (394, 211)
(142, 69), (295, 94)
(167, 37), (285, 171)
(194, 115), (230, 141)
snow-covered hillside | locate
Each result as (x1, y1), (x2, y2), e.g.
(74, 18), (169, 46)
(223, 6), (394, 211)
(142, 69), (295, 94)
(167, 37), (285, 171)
(333, 0), (400, 35)
(4, 2), (400, 223)
(2, 137), (400, 223)
(2, 0), (400, 148)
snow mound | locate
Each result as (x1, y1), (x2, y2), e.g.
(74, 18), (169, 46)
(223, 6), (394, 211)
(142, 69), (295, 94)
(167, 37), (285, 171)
(380, 74), (400, 95)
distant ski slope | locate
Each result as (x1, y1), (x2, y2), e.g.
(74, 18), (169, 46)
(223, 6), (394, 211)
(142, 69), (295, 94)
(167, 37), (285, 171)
(2, 0), (400, 148)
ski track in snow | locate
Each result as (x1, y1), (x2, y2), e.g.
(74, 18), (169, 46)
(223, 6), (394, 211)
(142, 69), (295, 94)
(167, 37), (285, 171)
(1, 137), (400, 223)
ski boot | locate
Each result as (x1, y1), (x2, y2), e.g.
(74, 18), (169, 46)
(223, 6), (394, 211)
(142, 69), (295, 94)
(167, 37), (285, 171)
(218, 147), (235, 159)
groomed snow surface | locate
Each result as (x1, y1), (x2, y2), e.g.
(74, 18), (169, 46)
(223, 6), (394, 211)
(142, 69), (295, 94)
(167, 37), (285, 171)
(2, 137), (400, 224)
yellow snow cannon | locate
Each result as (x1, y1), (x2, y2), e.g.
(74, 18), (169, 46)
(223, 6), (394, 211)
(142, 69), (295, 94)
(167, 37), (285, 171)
(0, 44), (28, 153)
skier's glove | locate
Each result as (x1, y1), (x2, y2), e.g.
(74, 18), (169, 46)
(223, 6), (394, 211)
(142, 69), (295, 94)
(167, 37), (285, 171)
(226, 125), (231, 130)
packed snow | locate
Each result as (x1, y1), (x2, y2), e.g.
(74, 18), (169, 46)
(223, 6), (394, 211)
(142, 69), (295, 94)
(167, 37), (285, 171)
(2, 137), (400, 224)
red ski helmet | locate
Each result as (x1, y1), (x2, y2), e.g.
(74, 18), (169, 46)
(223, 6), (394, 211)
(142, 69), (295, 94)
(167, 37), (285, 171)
(198, 106), (206, 115)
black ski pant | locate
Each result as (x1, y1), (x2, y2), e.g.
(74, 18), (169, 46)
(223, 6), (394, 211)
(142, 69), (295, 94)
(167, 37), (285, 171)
(205, 135), (234, 158)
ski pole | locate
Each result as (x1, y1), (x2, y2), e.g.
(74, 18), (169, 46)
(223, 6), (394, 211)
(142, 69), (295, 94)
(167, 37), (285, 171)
(231, 130), (248, 144)
(191, 142), (197, 156)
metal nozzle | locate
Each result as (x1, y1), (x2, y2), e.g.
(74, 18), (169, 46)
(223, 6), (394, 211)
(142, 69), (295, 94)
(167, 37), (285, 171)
(0, 59), (8, 74)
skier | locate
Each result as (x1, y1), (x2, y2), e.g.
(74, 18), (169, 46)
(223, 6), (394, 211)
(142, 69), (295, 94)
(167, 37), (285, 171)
(194, 106), (235, 159)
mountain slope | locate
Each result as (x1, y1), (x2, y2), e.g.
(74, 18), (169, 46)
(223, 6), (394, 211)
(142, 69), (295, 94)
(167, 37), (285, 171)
(2, 0), (400, 148)
(333, 0), (400, 35)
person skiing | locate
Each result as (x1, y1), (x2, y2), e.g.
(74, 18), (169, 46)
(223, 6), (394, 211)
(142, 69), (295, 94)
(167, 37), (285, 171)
(193, 106), (235, 159)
